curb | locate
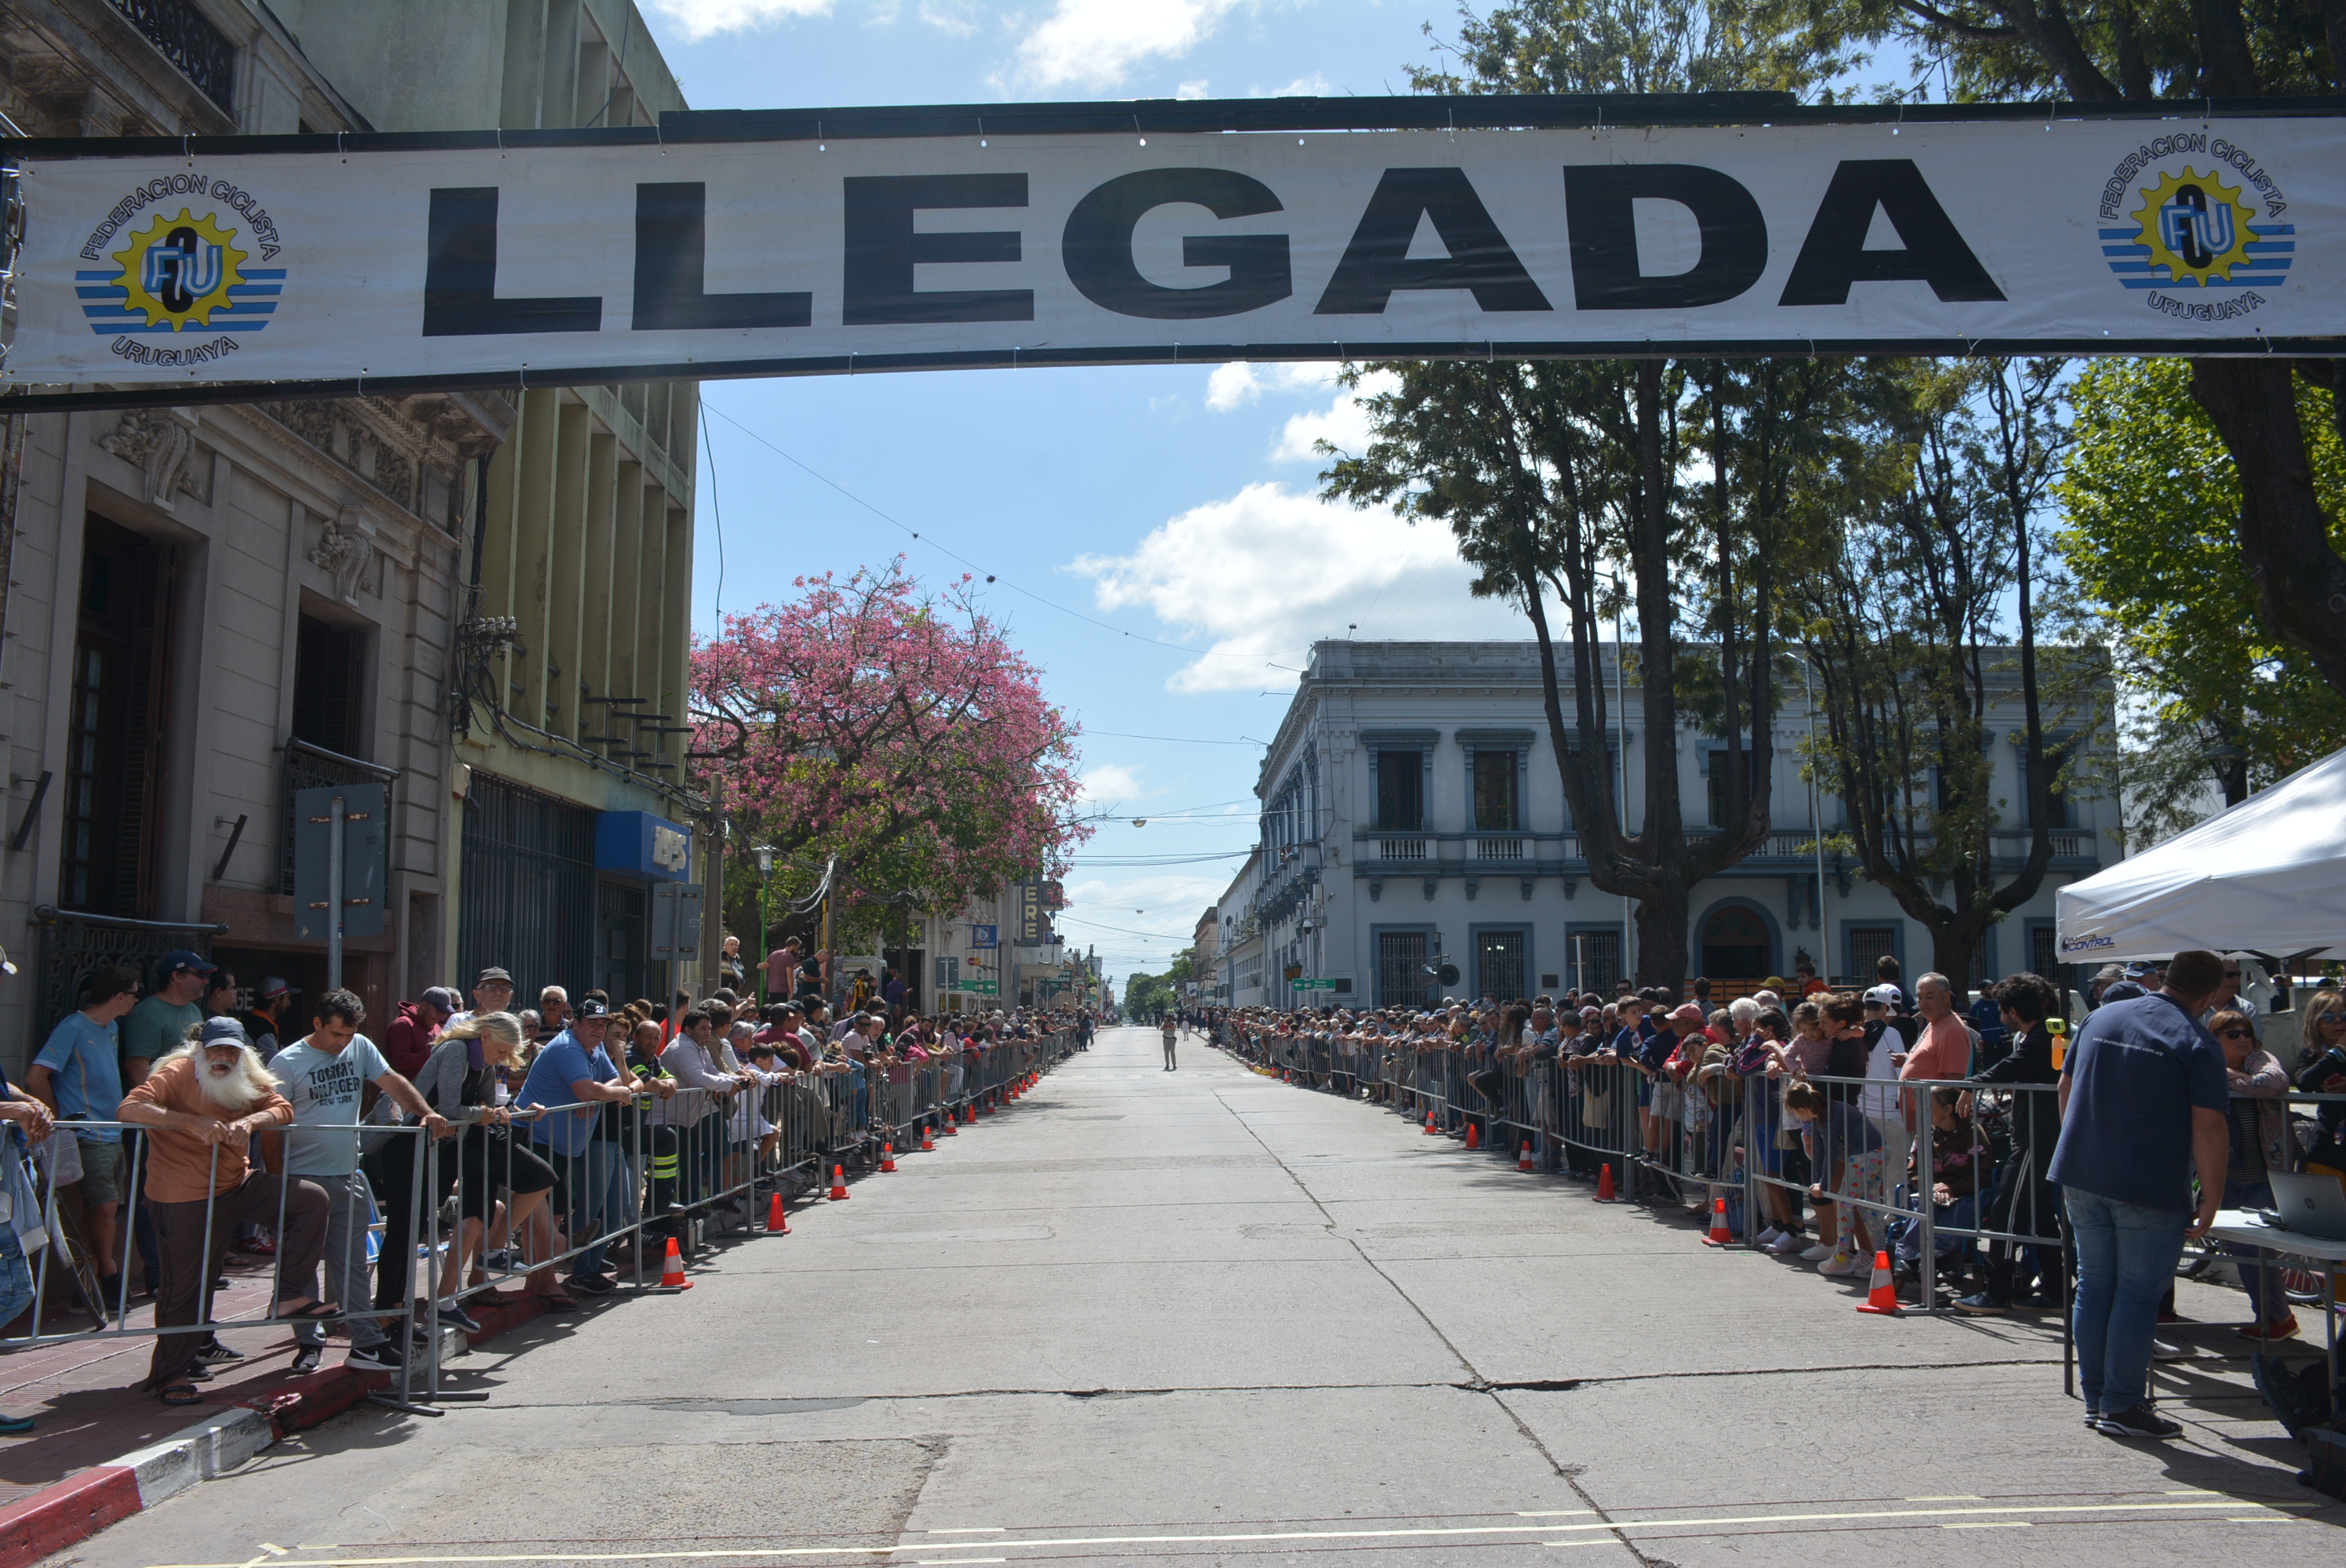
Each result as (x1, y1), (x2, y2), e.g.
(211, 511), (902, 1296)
(0, 1291), (543, 1568)
(0, 1054), (1070, 1566)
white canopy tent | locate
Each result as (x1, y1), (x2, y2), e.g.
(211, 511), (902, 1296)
(2056, 746), (2346, 964)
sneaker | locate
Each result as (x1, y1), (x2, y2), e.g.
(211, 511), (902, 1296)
(1952, 1290), (2011, 1315)
(2151, 1338), (2188, 1362)
(436, 1302), (483, 1334)
(568, 1272), (619, 1296)
(1798, 1242), (1836, 1262)
(288, 1345), (322, 1374)
(2237, 1315), (2301, 1341)
(1756, 1226), (1784, 1247)
(345, 1341), (403, 1372)
(1766, 1232), (1807, 1255)
(1818, 1251), (1867, 1277)
(2097, 1403), (2183, 1439)
(191, 1338), (245, 1365)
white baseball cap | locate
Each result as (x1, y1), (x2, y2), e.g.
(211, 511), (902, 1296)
(1863, 984), (1903, 1008)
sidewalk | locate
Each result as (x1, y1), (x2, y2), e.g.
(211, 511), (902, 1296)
(0, 1251), (318, 1506)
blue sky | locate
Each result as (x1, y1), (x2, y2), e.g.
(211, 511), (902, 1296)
(643, 2), (1520, 985)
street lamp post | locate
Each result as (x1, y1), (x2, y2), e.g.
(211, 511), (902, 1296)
(754, 845), (775, 1005)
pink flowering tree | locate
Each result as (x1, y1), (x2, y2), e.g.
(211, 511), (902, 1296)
(690, 559), (1088, 951)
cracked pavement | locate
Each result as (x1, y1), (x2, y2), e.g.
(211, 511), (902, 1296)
(84, 1025), (2339, 1568)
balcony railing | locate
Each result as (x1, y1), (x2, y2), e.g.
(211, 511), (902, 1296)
(113, 0), (237, 113)
(1469, 837), (1526, 861)
(1378, 837), (1429, 861)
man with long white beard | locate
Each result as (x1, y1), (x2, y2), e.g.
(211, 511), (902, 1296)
(119, 1017), (329, 1404)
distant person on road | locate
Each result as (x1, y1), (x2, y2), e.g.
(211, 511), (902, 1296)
(2048, 948), (2230, 1442)
(1161, 1013), (1178, 1072)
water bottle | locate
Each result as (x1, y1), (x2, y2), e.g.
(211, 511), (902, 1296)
(2048, 1016), (2068, 1070)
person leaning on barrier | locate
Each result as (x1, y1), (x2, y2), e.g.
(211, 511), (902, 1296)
(27, 963), (140, 1311)
(1953, 972), (2067, 1316)
(2048, 948), (2231, 1443)
(376, 1011), (557, 1336)
(261, 988), (445, 1375)
(118, 1018), (329, 1406)
(519, 1000), (640, 1306)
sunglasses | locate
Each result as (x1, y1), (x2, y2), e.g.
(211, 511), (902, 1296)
(2216, 1027), (2254, 1040)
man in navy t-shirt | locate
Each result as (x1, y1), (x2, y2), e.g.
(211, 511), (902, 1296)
(2047, 949), (2230, 1442)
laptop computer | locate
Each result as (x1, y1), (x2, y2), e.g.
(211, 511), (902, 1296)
(2261, 1170), (2346, 1242)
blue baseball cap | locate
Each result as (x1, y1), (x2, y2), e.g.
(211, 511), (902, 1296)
(158, 949), (216, 981)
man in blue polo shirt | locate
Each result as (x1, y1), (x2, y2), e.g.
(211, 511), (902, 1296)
(518, 1000), (636, 1305)
(2049, 948), (2230, 1443)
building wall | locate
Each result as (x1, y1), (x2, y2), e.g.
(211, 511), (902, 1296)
(1242, 641), (2114, 1012)
(0, 1), (706, 1068)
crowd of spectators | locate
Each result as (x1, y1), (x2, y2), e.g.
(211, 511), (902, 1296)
(1210, 949), (2346, 1440)
(0, 945), (1090, 1414)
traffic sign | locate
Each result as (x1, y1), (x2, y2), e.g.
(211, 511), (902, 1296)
(1292, 978), (1340, 990)
(963, 981), (999, 996)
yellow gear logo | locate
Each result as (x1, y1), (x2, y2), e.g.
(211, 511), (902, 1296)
(2130, 167), (2257, 286)
(110, 208), (247, 329)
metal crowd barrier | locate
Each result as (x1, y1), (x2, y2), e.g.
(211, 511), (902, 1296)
(0, 1028), (1080, 1414)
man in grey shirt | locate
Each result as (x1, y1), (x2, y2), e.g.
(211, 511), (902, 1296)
(263, 989), (444, 1375)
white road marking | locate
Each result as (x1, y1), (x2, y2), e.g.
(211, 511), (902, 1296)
(145, 1497), (2311, 1567)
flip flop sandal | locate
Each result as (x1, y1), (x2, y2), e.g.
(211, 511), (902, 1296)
(276, 1301), (340, 1321)
(158, 1384), (204, 1405)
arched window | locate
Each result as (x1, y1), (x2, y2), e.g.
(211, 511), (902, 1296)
(1700, 904), (1771, 980)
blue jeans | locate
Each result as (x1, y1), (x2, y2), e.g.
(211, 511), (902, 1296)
(570, 1142), (633, 1278)
(2221, 1179), (2279, 1323)
(2066, 1188), (2189, 1414)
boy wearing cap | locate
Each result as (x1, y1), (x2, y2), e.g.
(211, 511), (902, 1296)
(243, 978), (299, 1063)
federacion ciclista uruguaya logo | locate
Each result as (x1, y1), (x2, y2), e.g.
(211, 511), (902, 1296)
(74, 171), (284, 367)
(2098, 133), (2291, 322)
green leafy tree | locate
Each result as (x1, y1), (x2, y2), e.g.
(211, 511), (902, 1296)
(1734, 0), (2346, 702)
(1791, 359), (2098, 982)
(1312, 0), (1856, 989)
(1123, 971), (1175, 1018)
(2056, 357), (2346, 841)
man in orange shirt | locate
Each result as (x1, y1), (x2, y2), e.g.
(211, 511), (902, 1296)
(118, 1017), (330, 1404)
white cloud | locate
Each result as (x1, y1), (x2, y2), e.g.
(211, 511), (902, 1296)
(1175, 78), (1212, 99)
(1011, 0), (1245, 89)
(1262, 71), (1329, 96)
(642, 0), (833, 42)
(1079, 762), (1148, 804)
(917, 0), (981, 34)
(1203, 360), (1339, 412)
(1071, 481), (1482, 692)
(1271, 370), (1397, 462)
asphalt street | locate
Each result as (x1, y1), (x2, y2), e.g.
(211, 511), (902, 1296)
(79, 1023), (2339, 1568)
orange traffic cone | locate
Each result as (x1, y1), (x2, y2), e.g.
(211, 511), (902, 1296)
(766, 1192), (790, 1234)
(1465, 1122), (1480, 1151)
(828, 1163), (851, 1200)
(1424, 1112), (1437, 1136)
(1701, 1196), (1732, 1246)
(921, 1126), (935, 1152)
(942, 1112), (958, 1135)
(1856, 1250), (1901, 1315)
(881, 1142), (898, 1172)
(1518, 1141), (1534, 1172)
(1596, 1163), (1617, 1202)
(660, 1236), (692, 1288)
